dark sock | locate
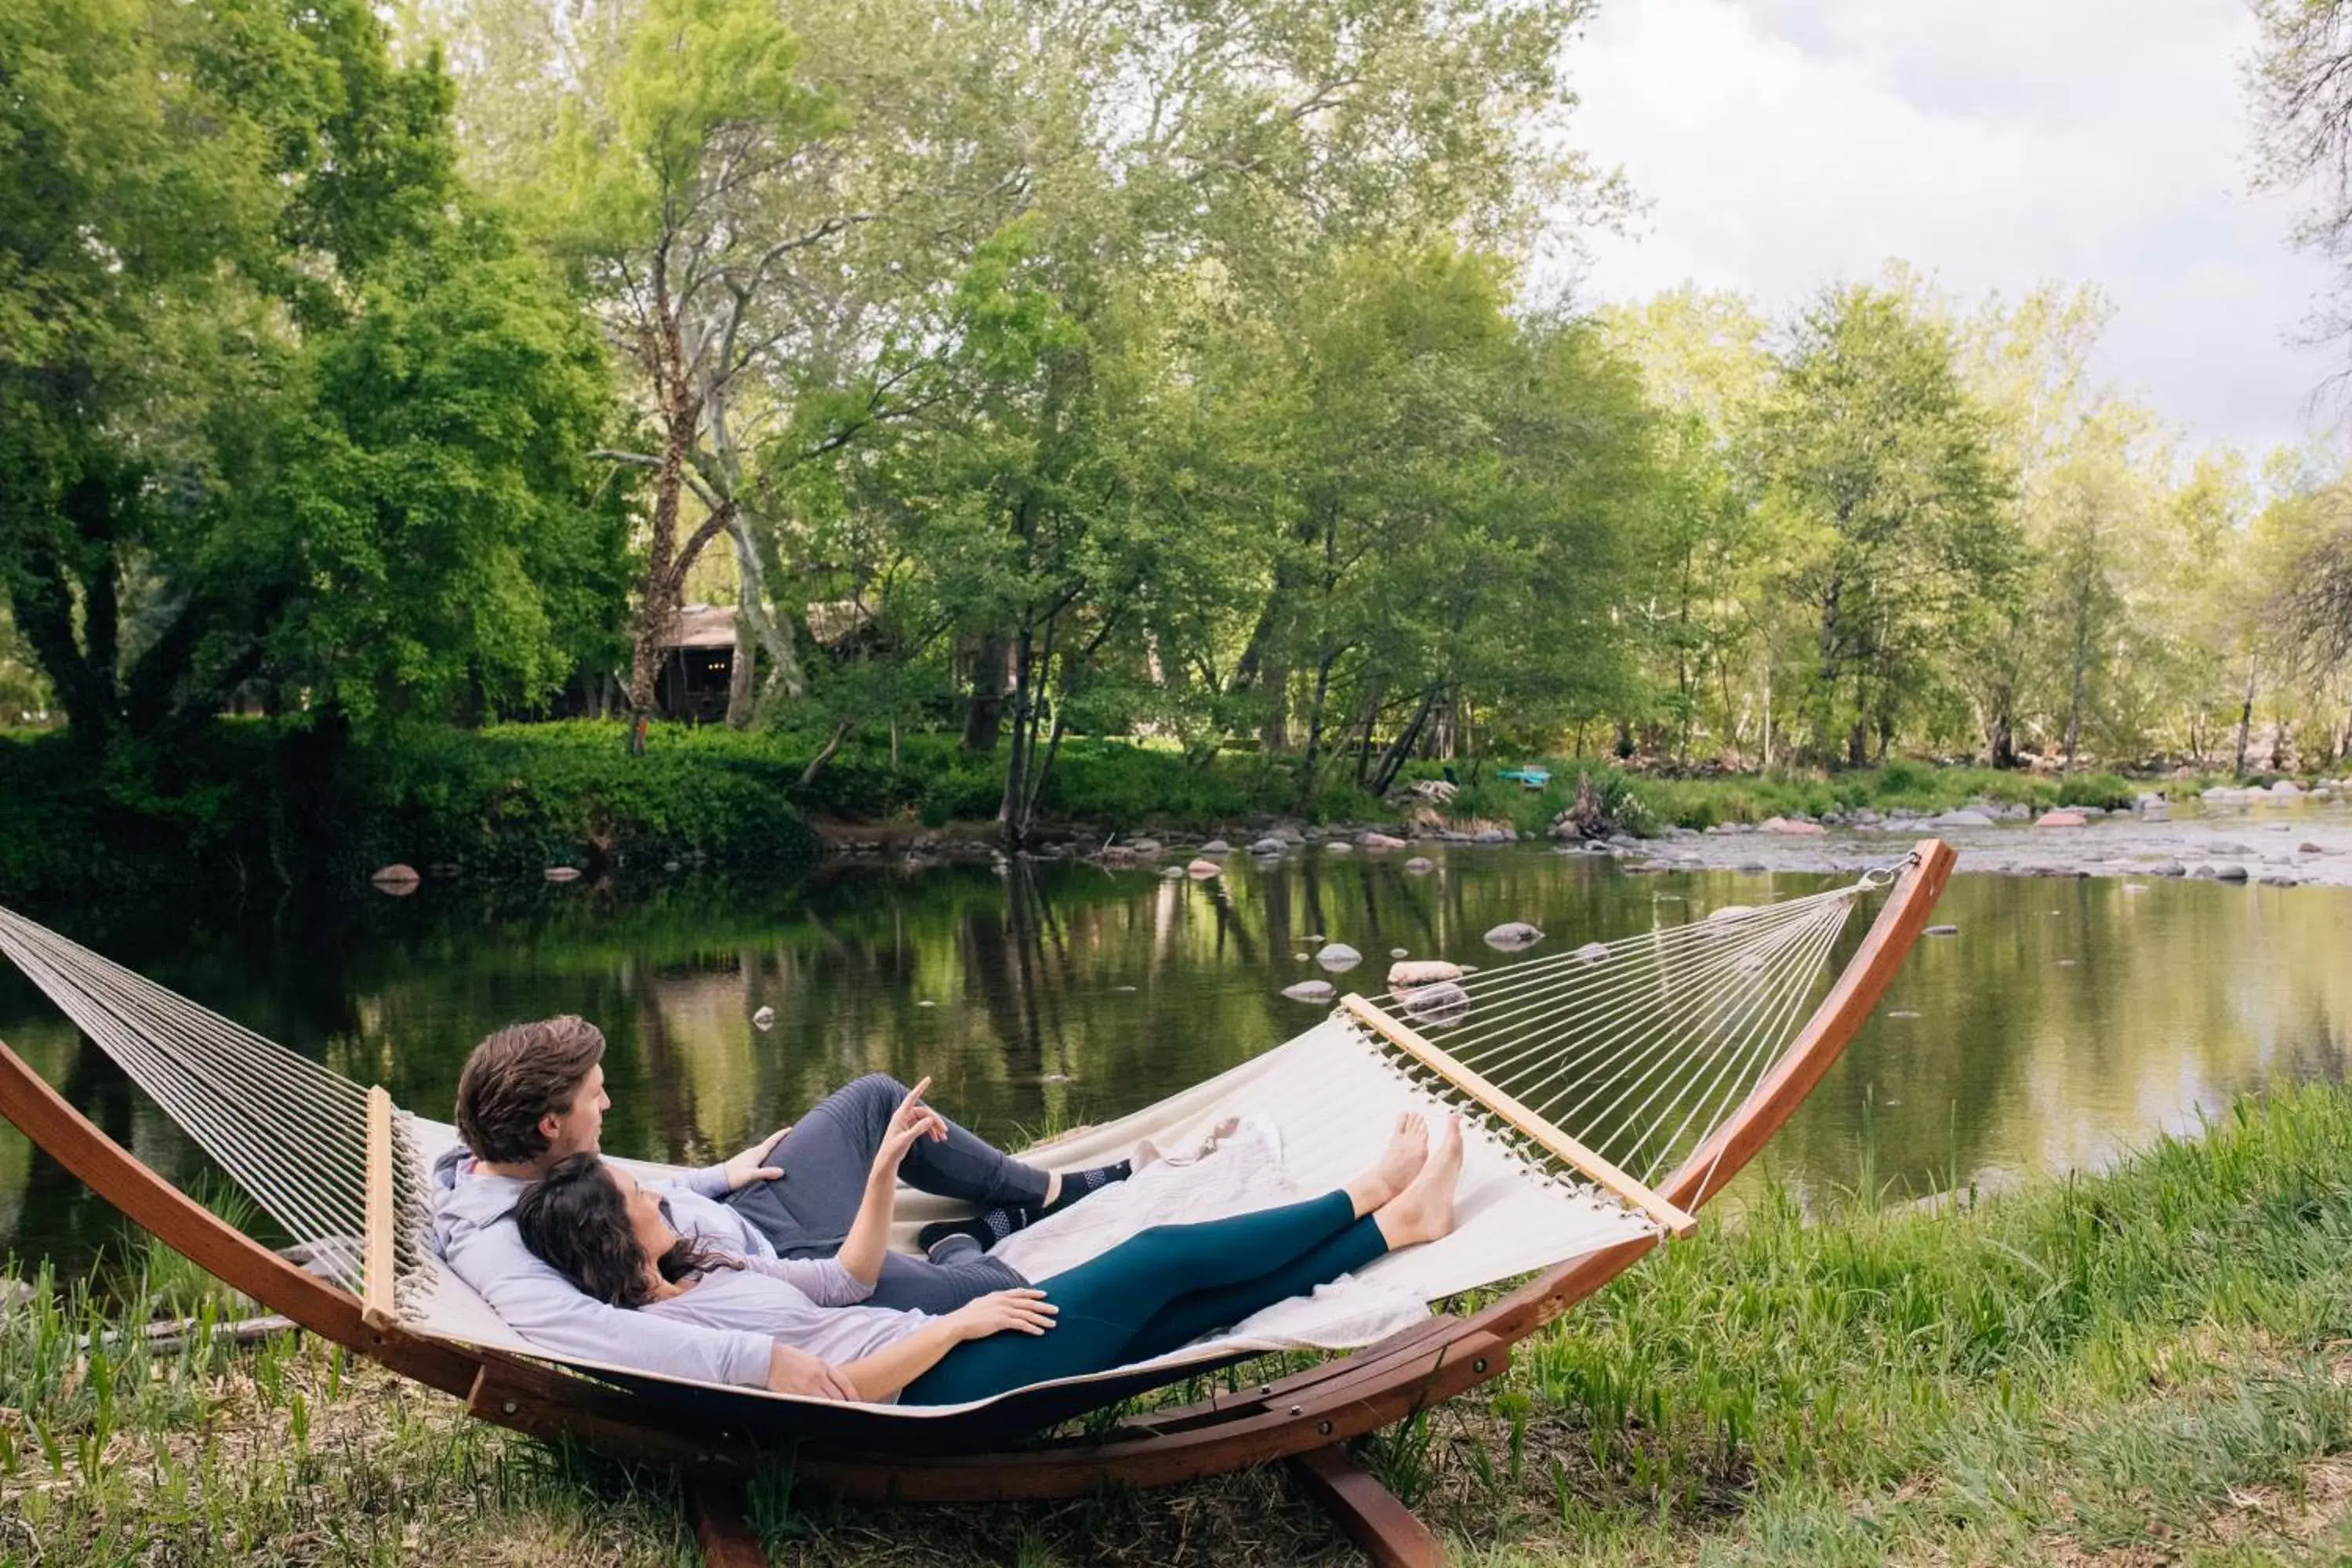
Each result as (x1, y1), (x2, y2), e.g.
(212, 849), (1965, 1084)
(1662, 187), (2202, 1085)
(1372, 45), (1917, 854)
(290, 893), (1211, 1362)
(916, 1160), (1133, 1254)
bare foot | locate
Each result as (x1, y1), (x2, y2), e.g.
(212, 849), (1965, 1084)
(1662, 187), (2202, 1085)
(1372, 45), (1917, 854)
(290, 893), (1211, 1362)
(1346, 1114), (1430, 1218)
(1374, 1115), (1462, 1250)
(1371, 1112), (1431, 1203)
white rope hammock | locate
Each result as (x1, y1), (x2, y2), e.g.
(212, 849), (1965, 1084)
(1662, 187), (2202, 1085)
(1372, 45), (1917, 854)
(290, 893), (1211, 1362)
(0, 870), (1882, 1405)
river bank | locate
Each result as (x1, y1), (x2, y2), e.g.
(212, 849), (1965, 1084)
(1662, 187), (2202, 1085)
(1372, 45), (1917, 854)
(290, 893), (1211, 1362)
(4, 713), (2343, 909)
(13, 1082), (2352, 1565)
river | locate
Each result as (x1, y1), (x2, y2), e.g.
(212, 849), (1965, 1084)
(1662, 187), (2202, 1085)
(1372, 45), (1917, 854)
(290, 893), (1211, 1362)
(4, 835), (2350, 1283)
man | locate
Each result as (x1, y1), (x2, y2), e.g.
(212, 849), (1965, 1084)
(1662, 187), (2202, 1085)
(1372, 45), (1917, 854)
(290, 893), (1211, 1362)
(430, 1016), (1134, 1398)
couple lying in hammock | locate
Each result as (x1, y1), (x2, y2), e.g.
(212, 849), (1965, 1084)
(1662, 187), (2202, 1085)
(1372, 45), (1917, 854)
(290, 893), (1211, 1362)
(430, 1016), (1463, 1404)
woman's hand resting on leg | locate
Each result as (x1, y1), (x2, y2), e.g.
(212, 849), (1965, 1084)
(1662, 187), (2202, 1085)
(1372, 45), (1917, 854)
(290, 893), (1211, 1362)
(944, 1288), (1058, 1341)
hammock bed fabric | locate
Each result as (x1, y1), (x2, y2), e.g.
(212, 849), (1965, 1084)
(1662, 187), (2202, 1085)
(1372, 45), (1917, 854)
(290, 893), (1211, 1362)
(0, 840), (1954, 1555)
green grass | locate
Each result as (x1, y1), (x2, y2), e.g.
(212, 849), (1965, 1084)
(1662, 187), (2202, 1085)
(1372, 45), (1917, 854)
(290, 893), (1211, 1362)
(16, 1084), (2352, 1563)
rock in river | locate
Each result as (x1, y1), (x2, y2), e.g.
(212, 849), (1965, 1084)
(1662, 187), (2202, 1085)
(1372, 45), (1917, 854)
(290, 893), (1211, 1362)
(1186, 858), (1221, 878)
(752, 1006), (776, 1031)
(1483, 921), (1544, 950)
(1249, 837), (1286, 856)
(1315, 942), (1363, 972)
(1401, 981), (1470, 1025)
(369, 863), (421, 895)
(1282, 979), (1337, 1004)
(1403, 856), (1436, 873)
(2034, 811), (2087, 828)
(1197, 839), (1232, 856)
(1387, 960), (1464, 990)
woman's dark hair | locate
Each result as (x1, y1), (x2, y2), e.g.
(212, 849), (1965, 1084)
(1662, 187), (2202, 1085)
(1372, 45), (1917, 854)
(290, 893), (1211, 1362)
(511, 1153), (739, 1308)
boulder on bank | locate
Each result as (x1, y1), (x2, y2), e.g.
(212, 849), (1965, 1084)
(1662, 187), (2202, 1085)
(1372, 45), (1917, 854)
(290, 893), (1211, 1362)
(1761, 816), (1827, 836)
(1931, 810), (1996, 828)
(1483, 920), (1544, 950)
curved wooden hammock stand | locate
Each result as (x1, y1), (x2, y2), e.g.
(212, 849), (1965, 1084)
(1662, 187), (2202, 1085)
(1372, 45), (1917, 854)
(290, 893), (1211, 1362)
(0, 840), (1955, 1568)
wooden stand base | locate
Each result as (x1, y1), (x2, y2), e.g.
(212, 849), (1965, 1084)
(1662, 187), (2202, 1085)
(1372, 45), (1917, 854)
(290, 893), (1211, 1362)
(688, 1479), (768, 1568)
(1289, 1445), (1447, 1568)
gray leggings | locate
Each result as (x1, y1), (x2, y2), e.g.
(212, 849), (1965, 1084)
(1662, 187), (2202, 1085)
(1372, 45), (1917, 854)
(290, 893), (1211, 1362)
(724, 1073), (1042, 1312)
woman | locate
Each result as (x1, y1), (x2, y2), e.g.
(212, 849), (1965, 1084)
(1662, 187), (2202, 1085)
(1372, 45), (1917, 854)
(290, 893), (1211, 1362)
(511, 1077), (1463, 1405)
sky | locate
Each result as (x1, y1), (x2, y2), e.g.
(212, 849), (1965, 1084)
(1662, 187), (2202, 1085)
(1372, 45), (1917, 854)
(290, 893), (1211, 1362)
(1559, 0), (2346, 459)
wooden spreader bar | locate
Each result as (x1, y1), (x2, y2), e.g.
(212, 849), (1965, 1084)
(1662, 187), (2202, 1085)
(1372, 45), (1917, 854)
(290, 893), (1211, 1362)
(1338, 993), (1700, 1240)
(363, 1085), (397, 1330)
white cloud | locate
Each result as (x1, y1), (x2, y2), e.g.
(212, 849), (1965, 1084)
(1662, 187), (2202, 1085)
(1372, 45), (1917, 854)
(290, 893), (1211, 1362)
(1554, 0), (2343, 457)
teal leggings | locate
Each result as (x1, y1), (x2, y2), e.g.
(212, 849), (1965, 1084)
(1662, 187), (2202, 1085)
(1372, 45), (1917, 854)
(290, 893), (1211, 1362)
(900, 1191), (1387, 1406)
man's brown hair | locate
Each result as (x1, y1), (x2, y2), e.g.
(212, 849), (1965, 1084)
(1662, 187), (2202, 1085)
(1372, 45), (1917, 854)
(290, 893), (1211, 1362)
(455, 1016), (607, 1164)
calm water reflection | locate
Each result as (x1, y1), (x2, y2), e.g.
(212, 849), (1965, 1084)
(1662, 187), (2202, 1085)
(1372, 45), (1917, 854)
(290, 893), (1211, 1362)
(5, 851), (2350, 1279)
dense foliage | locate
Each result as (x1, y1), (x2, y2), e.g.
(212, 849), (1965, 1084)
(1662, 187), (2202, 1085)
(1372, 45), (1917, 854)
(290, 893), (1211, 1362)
(5, 0), (2352, 876)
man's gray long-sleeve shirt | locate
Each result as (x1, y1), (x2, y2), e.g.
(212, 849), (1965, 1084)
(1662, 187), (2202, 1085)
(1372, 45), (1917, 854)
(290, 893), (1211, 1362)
(429, 1145), (790, 1388)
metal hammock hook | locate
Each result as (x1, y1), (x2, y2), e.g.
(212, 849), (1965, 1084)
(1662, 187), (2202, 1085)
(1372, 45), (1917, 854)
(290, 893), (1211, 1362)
(1855, 848), (1924, 892)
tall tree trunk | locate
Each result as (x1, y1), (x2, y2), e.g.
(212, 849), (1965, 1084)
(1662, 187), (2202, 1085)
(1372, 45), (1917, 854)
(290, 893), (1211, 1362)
(727, 611), (756, 727)
(626, 294), (703, 746)
(2063, 614), (2091, 774)
(1292, 644), (1340, 811)
(997, 622), (1037, 847)
(1368, 684), (1443, 797)
(1352, 686), (1383, 786)
(2233, 664), (2257, 779)
(1987, 700), (2017, 769)
(725, 517), (802, 721)
(963, 631), (1011, 751)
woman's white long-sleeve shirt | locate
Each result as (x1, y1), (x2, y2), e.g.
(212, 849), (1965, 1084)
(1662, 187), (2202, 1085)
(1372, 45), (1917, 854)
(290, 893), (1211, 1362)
(642, 1254), (933, 1369)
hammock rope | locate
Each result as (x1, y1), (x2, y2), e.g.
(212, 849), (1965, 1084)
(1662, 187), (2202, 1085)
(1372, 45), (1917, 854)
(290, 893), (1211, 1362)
(1362, 878), (1874, 1187)
(0, 906), (434, 1304)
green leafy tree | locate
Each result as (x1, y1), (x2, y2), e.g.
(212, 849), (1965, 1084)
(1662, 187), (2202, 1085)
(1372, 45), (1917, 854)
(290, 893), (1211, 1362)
(1755, 285), (2018, 765)
(0, 0), (631, 756)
